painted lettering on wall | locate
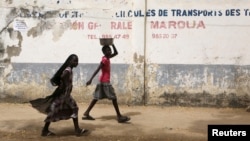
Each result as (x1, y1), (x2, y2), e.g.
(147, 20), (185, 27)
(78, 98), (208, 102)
(87, 34), (129, 40)
(59, 11), (84, 18)
(16, 7), (250, 41)
(60, 21), (132, 30)
(150, 20), (205, 29)
(115, 8), (250, 17)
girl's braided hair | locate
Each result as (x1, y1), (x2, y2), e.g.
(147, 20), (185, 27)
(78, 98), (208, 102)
(50, 54), (78, 86)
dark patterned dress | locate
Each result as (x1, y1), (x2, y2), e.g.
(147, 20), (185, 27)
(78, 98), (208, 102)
(30, 67), (78, 122)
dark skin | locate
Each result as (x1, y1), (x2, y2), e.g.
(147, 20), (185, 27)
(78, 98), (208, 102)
(86, 44), (118, 85)
(43, 56), (87, 136)
(84, 44), (128, 121)
(59, 56), (78, 89)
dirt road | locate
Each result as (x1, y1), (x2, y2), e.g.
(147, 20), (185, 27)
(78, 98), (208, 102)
(0, 103), (250, 141)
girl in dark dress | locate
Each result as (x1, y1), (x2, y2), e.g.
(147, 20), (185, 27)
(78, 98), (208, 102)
(30, 54), (88, 136)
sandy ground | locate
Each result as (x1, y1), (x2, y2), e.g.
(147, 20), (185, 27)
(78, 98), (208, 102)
(0, 102), (250, 141)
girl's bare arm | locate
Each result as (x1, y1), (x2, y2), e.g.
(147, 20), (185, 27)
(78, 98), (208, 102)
(110, 44), (118, 58)
(86, 63), (102, 86)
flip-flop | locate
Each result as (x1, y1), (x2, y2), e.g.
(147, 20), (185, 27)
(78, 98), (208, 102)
(41, 130), (56, 136)
(82, 115), (95, 120)
(76, 128), (89, 136)
(117, 116), (130, 123)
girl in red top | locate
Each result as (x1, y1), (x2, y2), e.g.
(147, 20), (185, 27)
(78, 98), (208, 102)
(82, 44), (130, 123)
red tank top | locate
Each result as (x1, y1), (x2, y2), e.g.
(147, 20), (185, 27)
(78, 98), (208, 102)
(99, 56), (110, 82)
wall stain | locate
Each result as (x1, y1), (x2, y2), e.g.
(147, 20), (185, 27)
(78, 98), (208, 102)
(27, 21), (54, 37)
(5, 0), (13, 4)
(6, 28), (23, 57)
(0, 42), (4, 58)
(122, 63), (145, 105)
(0, 8), (18, 34)
(52, 20), (71, 41)
(133, 52), (144, 64)
(159, 91), (250, 108)
(57, 0), (72, 4)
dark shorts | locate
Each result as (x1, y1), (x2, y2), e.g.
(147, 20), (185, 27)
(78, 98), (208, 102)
(93, 82), (117, 100)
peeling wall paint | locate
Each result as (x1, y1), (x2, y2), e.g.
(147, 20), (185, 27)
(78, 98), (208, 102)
(1, 0), (250, 107)
(145, 64), (250, 106)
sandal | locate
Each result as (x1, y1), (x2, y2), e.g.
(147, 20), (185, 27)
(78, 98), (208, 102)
(76, 128), (89, 136)
(117, 116), (130, 123)
(41, 130), (56, 136)
(82, 115), (95, 120)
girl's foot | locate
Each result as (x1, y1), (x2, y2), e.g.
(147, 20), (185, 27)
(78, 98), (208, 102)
(41, 130), (56, 136)
(75, 128), (89, 136)
(117, 116), (130, 123)
(82, 114), (95, 120)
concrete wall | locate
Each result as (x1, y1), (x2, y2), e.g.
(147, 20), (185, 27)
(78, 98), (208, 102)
(1, 0), (250, 107)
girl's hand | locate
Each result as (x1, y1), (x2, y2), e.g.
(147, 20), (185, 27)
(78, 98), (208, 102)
(86, 80), (92, 86)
